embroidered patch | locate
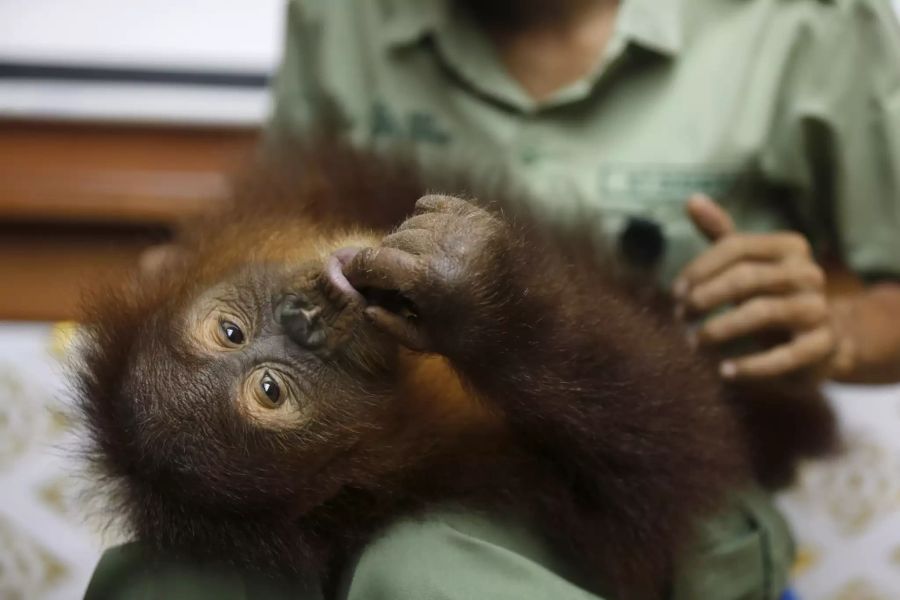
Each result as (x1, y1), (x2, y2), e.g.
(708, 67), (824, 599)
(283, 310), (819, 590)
(598, 165), (755, 202)
(370, 100), (451, 145)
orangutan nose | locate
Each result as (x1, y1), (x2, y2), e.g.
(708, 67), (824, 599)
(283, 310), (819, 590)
(276, 295), (326, 349)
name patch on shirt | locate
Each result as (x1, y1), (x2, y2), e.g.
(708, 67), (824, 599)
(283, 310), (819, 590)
(370, 100), (451, 145)
(598, 165), (752, 202)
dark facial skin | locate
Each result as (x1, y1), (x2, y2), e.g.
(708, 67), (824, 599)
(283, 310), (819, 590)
(176, 256), (398, 432)
(87, 231), (434, 550)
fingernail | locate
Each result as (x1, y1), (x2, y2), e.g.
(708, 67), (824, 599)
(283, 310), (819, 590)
(720, 361), (737, 379)
(673, 279), (688, 298)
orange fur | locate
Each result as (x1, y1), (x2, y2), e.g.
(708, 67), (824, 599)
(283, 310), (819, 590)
(398, 351), (504, 433)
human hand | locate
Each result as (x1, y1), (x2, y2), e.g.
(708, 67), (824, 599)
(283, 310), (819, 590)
(673, 194), (837, 381)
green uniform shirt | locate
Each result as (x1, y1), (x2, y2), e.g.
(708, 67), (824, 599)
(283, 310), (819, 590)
(86, 491), (792, 600)
(264, 4), (900, 593)
(271, 0), (900, 285)
(84, 1), (900, 598)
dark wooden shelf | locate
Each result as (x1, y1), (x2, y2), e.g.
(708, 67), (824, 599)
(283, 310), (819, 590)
(0, 119), (258, 225)
(0, 119), (260, 320)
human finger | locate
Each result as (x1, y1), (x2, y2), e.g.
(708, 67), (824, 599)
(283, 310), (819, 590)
(719, 326), (836, 380)
(675, 232), (812, 295)
(683, 260), (825, 313)
(685, 194), (736, 242)
(696, 293), (829, 346)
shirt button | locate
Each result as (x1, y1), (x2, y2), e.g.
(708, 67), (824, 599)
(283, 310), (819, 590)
(619, 216), (667, 270)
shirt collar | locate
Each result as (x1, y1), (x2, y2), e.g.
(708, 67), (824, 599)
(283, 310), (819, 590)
(616, 0), (684, 57)
(381, 0), (684, 58)
(379, 0), (684, 114)
(380, 0), (445, 48)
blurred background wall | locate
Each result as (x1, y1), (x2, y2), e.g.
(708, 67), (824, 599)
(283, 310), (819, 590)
(0, 0), (284, 123)
(0, 2), (899, 599)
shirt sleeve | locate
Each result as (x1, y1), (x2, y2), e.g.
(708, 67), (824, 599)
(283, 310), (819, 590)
(83, 543), (323, 600)
(342, 515), (607, 600)
(763, 0), (900, 279)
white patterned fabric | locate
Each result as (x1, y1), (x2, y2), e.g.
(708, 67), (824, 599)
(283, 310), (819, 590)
(778, 383), (900, 599)
(0, 321), (899, 599)
(0, 323), (105, 600)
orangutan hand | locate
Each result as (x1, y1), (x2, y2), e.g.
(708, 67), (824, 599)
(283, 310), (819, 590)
(344, 195), (512, 354)
(673, 195), (837, 381)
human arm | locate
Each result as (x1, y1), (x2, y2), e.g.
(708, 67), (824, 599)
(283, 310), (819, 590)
(826, 270), (900, 383)
(676, 0), (900, 384)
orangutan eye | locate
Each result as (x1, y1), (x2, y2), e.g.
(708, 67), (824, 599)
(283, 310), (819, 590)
(219, 320), (245, 346)
(258, 371), (283, 407)
(240, 368), (305, 426)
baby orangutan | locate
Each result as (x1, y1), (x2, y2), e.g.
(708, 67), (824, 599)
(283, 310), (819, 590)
(75, 139), (834, 599)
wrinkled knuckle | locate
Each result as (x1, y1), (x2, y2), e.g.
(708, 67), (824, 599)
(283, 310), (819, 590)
(414, 194), (448, 214)
(732, 263), (759, 293)
(768, 299), (795, 326)
(357, 246), (379, 264)
(381, 236), (408, 253)
(426, 252), (463, 284)
(783, 345), (801, 366)
(721, 235), (744, 255)
(414, 195), (436, 210)
(786, 233), (811, 256)
(810, 294), (829, 319)
(797, 293), (828, 322)
(812, 325), (834, 349)
(806, 263), (826, 288)
(687, 287), (710, 311)
(820, 327), (838, 353)
(702, 321), (727, 343)
(397, 213), (433, 232)
(444, 196), (477, 216)
(746, 297), (773, 323)
(382, 230), (404, 244)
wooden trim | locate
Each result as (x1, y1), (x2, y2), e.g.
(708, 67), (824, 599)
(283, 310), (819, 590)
(0, 226), (161, 321)
(0, 120), (260, 320)
(0, 119), (259, 225)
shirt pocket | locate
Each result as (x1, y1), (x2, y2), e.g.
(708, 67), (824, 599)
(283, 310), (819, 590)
(670, 490), (794, 600)
(596, 165), (747, 285)
(670, 526), (767, 600)
(596, 165), (786, 286)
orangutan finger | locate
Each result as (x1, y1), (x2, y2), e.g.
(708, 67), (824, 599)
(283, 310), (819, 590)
(364, 306), (431, 351)
(344, 246), (424, 295)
